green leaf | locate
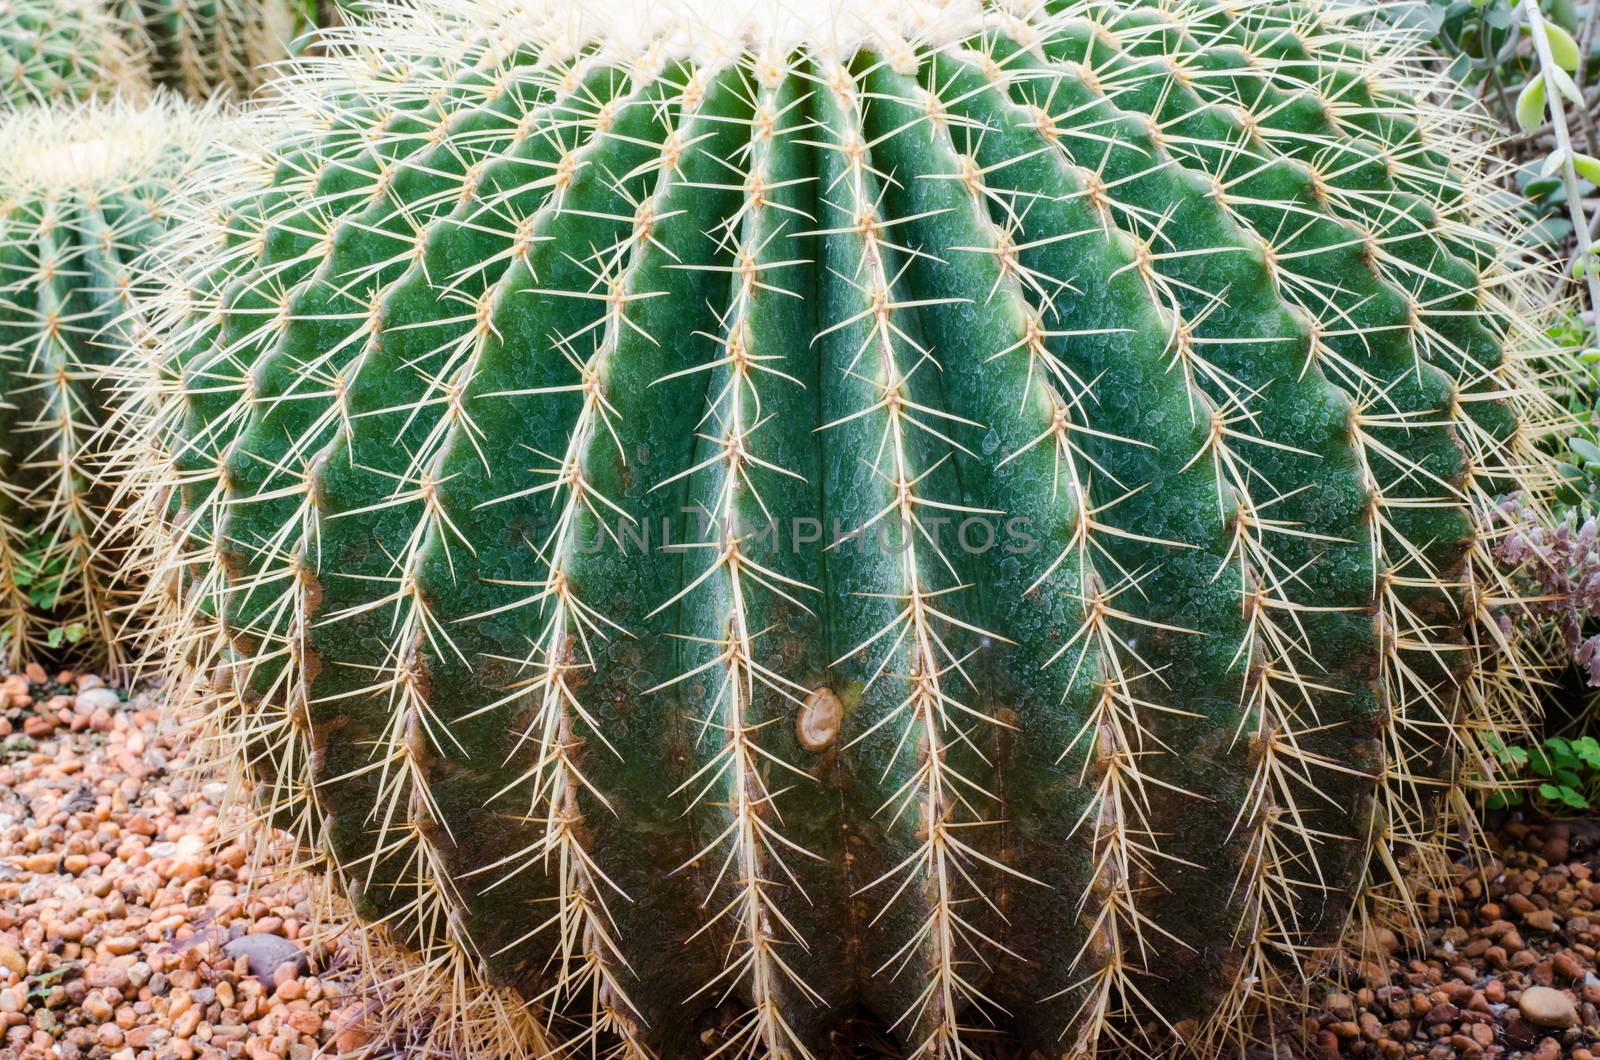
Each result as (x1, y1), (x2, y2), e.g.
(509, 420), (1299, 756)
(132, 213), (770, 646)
(1562, 786), (1591, 809)
(45, 627), (63, 649)
(1527, 175), (1565, 199)
(1530, 748), (1555, 776)
(1518, 73), (1549, 132)
(63, 624), (84, 645)
(1550, 63), (1584, 106)
(1540, 781), (1564, 800)
(1543, 148), (1569, 177)
(1575, 154), (1600, 185)
(1508, 745), (1531, 765)
(1569, 437), (1600, 464)
(1542, 19), (1583, 71)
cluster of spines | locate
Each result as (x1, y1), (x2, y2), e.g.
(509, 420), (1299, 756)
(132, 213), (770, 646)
(112, 0), (1565, 1057)
(0, 0), (138, 107)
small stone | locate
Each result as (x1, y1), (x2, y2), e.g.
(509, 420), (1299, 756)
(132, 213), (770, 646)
(22, 852), (60, 874)
(335, 1026), (375, 1054)
(82, 995), (112, 1022)
(1505, 1014), (1538, 1048)
(1519, 986), (1579, 1029)
(1543, 823), (1572, 863)
(284, 1009), (321, 1036)
(1553, 952), (1583, 981)
(73, 688), (119, 714)
(1423, 1002), (1458, 1025)
(221, 935), (303, 982)
(1524, 908), (1558, 932)
(0, 946), (25, 979)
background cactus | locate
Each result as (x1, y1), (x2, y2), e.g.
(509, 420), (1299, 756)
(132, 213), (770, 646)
(0, 0), (139, 107)
(123, 0), (1565, 1055)
(109, 0), (299, 99)
(0, 94), (227, 667)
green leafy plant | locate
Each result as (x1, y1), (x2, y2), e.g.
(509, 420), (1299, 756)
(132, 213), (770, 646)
(1485, 732), (1600, 811)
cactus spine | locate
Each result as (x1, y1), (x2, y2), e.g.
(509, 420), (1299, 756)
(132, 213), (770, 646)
(124, 0), (1562, 1055)
(0, 95), (226, 666)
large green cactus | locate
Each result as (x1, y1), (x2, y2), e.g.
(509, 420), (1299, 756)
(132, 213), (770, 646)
(0, 0), (139, 107)
(0, 94), (227, 666)
(109, 0), (299, 99)
(124, 0), (1562, 1055)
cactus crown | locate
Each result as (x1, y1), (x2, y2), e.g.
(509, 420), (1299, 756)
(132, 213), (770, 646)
(123, 0), (1563, 1056)
(0, 95), (227, 667)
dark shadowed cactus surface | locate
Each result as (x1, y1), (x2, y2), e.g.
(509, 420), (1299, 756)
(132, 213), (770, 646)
(125, 0), (1563, 1055)
(0, 95), (226, 668)
(109, 0), (299, 99)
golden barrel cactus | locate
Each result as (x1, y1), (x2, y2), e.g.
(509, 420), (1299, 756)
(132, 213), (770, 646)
(121, 0), (1565, 1055)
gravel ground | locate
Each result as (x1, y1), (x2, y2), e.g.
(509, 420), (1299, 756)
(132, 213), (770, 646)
(0, 667), (1594, 1060)
(0, 666), (373, 1060)
(1306, 817), (1600, 1060)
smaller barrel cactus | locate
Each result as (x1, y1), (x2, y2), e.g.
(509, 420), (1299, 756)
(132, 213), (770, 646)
(110, 0), (300, 99)
(0, 0), (139, 107)
(0, 94), (230, 666)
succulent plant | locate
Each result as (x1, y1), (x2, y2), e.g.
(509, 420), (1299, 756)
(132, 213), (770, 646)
(0, 94), (227, 667)
(0, 0), (139, 107)
(123, 0), (1564, 1055)
(109, 0), (298, 99)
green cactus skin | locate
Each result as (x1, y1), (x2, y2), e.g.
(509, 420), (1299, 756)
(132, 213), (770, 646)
(125, 0), (1561, 1055)
(0, 95), (225, 667)
(110, 0), (298, 99)
(0, 0), (140, 107)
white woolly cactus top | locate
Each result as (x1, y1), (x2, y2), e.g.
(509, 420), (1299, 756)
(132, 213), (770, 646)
(0, 94), (226, 192)
(344, 0), (990, 67)
(308, 0), (1450, 75)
